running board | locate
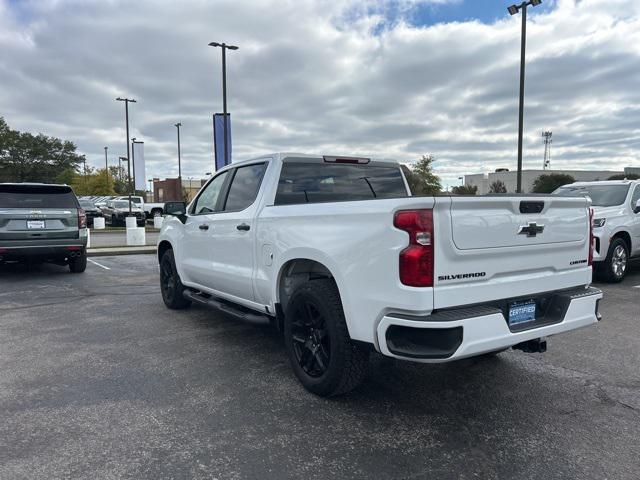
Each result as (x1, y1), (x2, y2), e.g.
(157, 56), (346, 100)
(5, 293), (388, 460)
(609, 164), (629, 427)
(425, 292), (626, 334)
(183, 289), (272, 325)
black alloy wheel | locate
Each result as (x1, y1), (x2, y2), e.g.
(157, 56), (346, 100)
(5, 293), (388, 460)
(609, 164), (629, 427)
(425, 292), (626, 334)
(284, 279), (369, 396)
(159, 249), (191, 309)
(290, 299), (331, 378)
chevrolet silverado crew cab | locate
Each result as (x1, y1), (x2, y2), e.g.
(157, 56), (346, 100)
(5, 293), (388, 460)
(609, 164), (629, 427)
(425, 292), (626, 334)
(0, 183), (88, 272)
(157, 153), (602, 396)
(554, 180), (640, 282)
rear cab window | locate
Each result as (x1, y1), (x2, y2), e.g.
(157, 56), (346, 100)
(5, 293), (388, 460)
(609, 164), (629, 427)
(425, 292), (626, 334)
(274, 160), (408, 205)
(0, 185), (79, 209)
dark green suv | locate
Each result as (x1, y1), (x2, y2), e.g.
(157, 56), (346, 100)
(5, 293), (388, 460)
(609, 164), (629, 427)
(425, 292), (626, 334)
(0, 183), (88, 272)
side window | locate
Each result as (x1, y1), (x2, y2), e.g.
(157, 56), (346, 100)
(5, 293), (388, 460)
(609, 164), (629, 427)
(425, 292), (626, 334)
(192, 171), (229, 214)
(631, 185), (640, 209)
(223, 163), (267, 211)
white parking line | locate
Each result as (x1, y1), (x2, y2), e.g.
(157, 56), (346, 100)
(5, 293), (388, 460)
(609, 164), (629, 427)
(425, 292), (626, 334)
(88, 258), (111, 270)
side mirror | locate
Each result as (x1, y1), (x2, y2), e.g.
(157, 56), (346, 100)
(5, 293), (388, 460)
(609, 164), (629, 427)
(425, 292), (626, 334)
(165, 201), (187, 216)
(635, 199), (640, 214)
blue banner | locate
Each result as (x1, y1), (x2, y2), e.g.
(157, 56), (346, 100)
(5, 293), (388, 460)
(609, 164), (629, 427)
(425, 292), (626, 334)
(213, 113), (232, 171)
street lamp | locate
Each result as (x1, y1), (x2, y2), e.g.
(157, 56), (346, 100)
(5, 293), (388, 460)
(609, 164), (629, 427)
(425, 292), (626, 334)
(148, 178), (153, 198)
(116, 96), (137, 213)
(508, 0), (542, 193)
(458, 176), (464, 186)
(208, 41), (239, 167)
(174, 123), (182, 182)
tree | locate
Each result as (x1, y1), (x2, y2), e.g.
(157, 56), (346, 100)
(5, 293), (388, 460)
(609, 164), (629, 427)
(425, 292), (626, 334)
(108, 165), (129, 195)
(402, 154), (442, 196)
(0, 117), (84, 183)
(608, 173), (640, 180)
(489, 180), (507, 194)
(451, 184), (478, 195)
(532, 173), (575, 193)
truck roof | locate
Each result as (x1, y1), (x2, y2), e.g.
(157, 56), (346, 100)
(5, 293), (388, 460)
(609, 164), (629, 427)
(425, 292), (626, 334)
(230, 153), (401, 168)
(0, 182), (70, 187)
(567, 179), (639, 186)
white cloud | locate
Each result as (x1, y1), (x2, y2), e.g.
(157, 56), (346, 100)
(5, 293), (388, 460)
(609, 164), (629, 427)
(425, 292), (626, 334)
(0, 0), (639, 187)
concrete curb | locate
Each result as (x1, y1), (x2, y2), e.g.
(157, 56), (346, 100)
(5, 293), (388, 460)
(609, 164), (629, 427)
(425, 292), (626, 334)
(87, 246), (156, 257)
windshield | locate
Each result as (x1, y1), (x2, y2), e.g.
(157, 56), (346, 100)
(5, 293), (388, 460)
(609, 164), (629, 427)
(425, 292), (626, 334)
(113, 201), (133, 208)
(553, 184), (630, 207)
(79, 200), (96, 208)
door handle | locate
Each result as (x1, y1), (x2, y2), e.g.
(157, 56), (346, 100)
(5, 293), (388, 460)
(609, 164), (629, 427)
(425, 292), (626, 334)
(199, 224), (209, 231)
(236, 223), (250, 231)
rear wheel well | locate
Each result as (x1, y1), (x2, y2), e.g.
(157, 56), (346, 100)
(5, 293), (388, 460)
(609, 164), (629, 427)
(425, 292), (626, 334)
(277, 259), (336, 329)
(158, 240), (172, 263)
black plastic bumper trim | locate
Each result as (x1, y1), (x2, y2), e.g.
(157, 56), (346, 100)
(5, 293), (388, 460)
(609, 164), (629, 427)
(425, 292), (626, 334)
(386, 325), (463, 359)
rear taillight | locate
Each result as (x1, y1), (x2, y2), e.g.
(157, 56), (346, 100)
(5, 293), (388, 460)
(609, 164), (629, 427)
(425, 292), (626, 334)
(78, 208), (87, 228)
(588, 207), (594, 267)
(394, 209), (434, 287)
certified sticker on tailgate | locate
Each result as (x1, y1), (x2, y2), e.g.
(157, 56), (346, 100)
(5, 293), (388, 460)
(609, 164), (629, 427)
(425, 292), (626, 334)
(508, 300), (536, 326)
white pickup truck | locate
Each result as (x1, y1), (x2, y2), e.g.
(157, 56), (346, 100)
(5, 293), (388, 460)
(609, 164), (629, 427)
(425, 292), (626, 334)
(553, 180), (640, 282)
(157, 153), (602, 396)
(114, 195), (165, 219)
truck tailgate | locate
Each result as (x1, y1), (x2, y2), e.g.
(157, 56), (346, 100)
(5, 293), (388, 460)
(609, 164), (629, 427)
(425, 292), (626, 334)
(433, 196), (592, 310)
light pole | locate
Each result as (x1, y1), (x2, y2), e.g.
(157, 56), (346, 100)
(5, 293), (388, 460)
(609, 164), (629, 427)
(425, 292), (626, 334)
(116, 96), (136, 214)
(508, 0), (541, 193)
(458, 176), (464, 186)
(208, 41), (238, 166)
(174, 123), (182, 182)
(148, 178), (153, 199)
(104, 146), (109, 192)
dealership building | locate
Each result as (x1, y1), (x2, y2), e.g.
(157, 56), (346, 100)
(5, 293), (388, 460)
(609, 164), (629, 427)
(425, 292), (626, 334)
(464, 167), (639, 194)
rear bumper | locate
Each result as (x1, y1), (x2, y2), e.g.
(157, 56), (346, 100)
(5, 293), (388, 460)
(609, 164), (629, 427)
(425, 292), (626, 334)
(0, 242), (87, 261)
(376, 287), (602, 362)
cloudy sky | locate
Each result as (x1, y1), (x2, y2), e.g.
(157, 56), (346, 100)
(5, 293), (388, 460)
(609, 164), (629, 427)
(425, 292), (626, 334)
(1, 0), (639, 188)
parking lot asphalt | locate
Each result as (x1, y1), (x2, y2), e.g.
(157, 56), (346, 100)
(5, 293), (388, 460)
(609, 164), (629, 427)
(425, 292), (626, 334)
(1, 257), (639, 480)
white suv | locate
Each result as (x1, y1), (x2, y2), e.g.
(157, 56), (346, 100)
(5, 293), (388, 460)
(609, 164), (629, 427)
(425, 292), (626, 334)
(554, 180), (640, 282)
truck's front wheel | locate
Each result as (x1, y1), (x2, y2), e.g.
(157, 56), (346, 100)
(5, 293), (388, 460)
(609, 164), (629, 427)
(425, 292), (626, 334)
(160, 249), (191, 309)
(598, 238), (628, 283)
(283, 279), (368, 396)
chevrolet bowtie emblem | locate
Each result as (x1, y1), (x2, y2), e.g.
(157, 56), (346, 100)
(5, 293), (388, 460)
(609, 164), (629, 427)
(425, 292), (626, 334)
(518, 222), (545, 237)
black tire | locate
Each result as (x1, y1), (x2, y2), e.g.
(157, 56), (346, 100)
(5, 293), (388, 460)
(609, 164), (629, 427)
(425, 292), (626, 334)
(68, 253), (87, 273)
(111, 215), (118, 227)
(597, 238), (629, 283)
(283, 278), (369, 397)
(159, 249), (191, 309)
(152, 209), (163, 218)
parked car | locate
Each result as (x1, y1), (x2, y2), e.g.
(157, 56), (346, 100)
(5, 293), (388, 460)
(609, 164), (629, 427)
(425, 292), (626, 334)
(78, 199), (104, 227)
(553, 179), (640, 282)
(93, 196), (115, 209)
(157, 153), (602, 396)
(102, 200), (146, 227)
(113, 195), (165, 219)
(0, 183), (88, 272)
